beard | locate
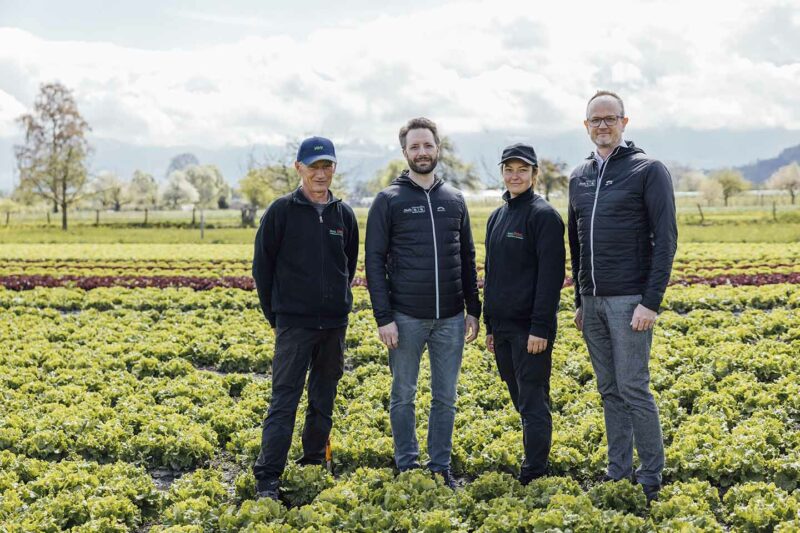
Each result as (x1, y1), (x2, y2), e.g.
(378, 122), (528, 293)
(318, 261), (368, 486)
(407, 154), (438, 175)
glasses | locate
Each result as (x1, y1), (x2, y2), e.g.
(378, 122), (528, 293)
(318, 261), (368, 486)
(587, 115), (623, 127)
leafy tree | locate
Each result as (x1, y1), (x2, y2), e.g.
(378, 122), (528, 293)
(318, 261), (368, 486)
(182, 164), (224, 208)
(699, 177), (723, 206)
(14, 82), (92, 230)
(91, 172), (130, 211)
(238, 164), (294, 208)
(165, 153), (199, 177)
(160, 171), (199, 208)
(766, 162), (800, 204)
(437, 137), (481, 191)
(536, 159), (568, 200)
(129, 170), (159, 209)
(710, 169), (750, 206)
(366, 160), (407, 194)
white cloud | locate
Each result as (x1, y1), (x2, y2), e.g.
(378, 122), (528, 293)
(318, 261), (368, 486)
(0, 0), (797, 148)
(0, 89), (27, 136)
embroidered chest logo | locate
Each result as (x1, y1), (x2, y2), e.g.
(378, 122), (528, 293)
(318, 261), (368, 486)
(329, 228), (344, 237)
(605, 180), (614, 187)
(578, 179), (596, 188)
(506, 231), (524, 240)
(437, 206), (445, 212)
(403, 205), (426, 214)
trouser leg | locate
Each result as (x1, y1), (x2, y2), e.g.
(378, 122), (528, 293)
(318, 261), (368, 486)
(388, 312), (428, 470)
(604, 295), (664, 486)
(300, 327), (346, 465)
(253, 326), (313, 480)
(582, 296), (634, 480)
(426, 312), (465, 472)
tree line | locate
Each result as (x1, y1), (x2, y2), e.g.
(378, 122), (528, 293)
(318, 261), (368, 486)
(9, 82), (800, 230)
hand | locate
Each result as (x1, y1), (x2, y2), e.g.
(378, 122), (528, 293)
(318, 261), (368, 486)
(527, 335), (548, 354)
(465, 314), (480, 343)
(485, 334), (494, 354)
(378, 322), (399, 349)
(574, 307), (583, 331)
(631, 304), (657, 331)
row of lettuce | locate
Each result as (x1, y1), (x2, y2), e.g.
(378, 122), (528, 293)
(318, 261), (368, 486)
(3, 455), (799, 532)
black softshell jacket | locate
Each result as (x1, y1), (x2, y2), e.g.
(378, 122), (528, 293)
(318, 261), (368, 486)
(365, 172), (481, 326)
(483, 188), (565, 339)
(252, 187), (359, 329)
(567, 142), (677, 312)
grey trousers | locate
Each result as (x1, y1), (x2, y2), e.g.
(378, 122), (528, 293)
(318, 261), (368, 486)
(581, 295), (664, 486)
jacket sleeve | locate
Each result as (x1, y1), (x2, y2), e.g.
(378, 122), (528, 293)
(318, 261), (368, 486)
(641, 161), (678, 312)
(529, 208), (566, 339)
(344, 205), (359, 286)
(483, 210), (496, 334)
(460, 202), (482, 319)
(567, 179), (582, 310)
(252, 202), (283, 327)
(365, 193), (394, 327)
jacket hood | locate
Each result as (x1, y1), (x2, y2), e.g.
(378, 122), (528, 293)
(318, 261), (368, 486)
(391, 169), (444, 191)
(585, 140), (645, 161)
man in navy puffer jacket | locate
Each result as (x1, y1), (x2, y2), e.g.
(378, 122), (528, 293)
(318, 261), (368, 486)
(568, 91), (677, 504)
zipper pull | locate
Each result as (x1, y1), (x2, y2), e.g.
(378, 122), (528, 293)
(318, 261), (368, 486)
(319, 215), (323, 223)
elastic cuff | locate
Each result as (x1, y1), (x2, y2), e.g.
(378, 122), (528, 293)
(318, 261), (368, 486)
(375, 316), (393, 327)
(640, 296), (661, 313)
(529, 323), (551, 339)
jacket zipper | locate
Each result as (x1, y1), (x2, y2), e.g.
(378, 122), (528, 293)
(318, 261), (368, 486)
(589, 146), (621, 297)
(424, 189), (440, 319)
(318, 211), (324, 329)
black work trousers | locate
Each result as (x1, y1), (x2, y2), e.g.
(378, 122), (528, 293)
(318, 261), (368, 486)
(492, 324), (553, 479)
(253, 325), (345, 481)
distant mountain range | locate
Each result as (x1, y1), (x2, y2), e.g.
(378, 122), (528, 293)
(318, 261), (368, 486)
(735, 144), (800, 184)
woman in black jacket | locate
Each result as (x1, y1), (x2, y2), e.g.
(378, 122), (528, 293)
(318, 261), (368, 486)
(483, 143), (566, 484)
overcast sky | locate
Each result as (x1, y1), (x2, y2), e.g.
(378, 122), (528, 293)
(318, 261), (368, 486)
(0, 0), (799, 182)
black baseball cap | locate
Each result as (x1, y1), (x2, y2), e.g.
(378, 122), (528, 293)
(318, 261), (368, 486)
(499, 143), (538, 167)
(296, 136), (337, 165)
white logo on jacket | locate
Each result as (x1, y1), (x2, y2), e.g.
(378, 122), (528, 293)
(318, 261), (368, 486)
(403, 206), (426, 214)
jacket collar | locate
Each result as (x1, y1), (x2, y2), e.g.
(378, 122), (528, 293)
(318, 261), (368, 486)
(391, 170), (444, 192)
(503, 186), (535, 207)
(585, 140), (644, 162)
(291, 187), (340, 207)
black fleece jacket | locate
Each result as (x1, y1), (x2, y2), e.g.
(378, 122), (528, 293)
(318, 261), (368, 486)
(365, 172), (481, 326)
(252, 187), (359, 329)
(483, 188), (565, 338)
(568, 141), (677, 312)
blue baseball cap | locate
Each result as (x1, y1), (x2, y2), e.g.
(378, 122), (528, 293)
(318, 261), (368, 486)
(296, 136), (337, 165)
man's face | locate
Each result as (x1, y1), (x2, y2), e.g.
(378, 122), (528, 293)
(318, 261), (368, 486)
(403, 128), (439, 175)
(295, 159), (335, 196)
(584, 96), (629, 150)
(502, 159), (535, 197)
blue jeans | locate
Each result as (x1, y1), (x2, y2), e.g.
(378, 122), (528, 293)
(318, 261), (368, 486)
(581, 295), (664, 486)
(388, 311), (465, 472)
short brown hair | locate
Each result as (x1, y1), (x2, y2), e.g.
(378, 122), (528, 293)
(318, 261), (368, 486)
(586, 90), (625, 117)
(399, 117), (440, 149)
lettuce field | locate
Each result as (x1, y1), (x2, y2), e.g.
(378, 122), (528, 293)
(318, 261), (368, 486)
(2, 240), (800, 531)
